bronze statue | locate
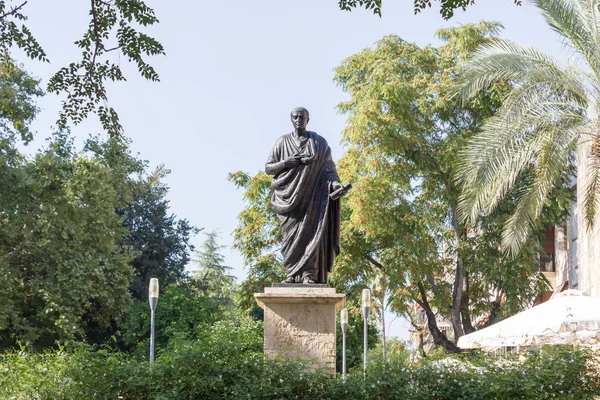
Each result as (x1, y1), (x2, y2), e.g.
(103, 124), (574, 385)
(265, 107), (350, 284)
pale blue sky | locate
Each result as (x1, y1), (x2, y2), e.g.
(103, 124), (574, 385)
(17, 0), (567, 338)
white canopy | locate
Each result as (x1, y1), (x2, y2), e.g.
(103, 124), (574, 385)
(457, 290), (600, 349)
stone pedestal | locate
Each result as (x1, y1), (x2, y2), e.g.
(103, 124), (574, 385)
(254, 286), (346, 373)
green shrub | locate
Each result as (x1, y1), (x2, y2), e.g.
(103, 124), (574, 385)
(1, 343), (598, 399)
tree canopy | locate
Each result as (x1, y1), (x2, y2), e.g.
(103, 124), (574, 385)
(334, 21), (572, 350)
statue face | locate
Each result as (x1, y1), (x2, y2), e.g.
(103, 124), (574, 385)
(291, 110), (309, 130)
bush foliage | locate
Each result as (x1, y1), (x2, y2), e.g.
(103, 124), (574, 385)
(1, 339), (598, 399)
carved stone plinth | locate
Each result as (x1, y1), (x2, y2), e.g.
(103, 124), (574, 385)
(254, 286), (346, 373)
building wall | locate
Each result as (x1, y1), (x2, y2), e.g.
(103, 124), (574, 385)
(554, 221), (568, 285)
(555, 203), (580, 292)
(567, 204), (579, 289)
(577, 141), (600, 295)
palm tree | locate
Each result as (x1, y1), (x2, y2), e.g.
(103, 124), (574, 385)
(455, 0), (600, 256)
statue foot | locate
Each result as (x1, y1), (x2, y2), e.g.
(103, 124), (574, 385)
(283, 276), (295, 284)
(302, 277), (315, 284)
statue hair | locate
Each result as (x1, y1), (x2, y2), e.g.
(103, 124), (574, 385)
(290, 107), (309, 119)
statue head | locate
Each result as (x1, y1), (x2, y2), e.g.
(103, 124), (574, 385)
(290, 107), (310, 131)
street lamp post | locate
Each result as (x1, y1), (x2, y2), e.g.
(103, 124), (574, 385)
(149, 278), (159, 364)
(340, 308), (348, 378)
(362, 288), (370, 376)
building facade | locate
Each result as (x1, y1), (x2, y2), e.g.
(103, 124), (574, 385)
(554, 141), (600, 296)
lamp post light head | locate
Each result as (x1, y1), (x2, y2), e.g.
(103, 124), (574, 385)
(362, 288), (371, 308)
(340, 308), (348, 325)
(149, 278), (159, 311)
(149, 278), (159, 298)
(340, 308), (348, 334)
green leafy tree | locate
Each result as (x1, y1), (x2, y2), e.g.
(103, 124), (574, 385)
(120, 165), (199, 301)
(456, 0), (598, 256)
(333, 22), (573, 351)
(0, 63), (133, 348)
(0, 0), (163, 136)
(0, 132), (134, 349)
(191, 231), (237, 308)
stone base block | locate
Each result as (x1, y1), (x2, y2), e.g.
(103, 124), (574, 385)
(254, 286), (345, 374)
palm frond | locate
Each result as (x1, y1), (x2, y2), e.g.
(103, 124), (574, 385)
(456, 40), (586, 104)
(583, 131), (600, 227)
(457, 95), (583, 224)
(532, 0), (600, 76)
(500, 125), (578, 256)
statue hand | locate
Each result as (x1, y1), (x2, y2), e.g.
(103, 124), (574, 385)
(284, 155), (302, 168)
(332, 181), (343, 191)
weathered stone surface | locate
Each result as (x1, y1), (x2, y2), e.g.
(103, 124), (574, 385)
(272, 283), (329, 288)
(255, 287), (345, 374)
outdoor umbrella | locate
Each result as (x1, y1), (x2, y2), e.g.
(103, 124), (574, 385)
(457, 290), (600, 349)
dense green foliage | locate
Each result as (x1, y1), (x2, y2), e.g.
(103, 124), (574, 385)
(0, 131), (135, 349)
(0, 61), (199, 349)
(0, 344), (597, 399)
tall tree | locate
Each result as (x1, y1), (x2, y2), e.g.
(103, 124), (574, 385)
(333, 22), (572, 350)
(191, 231), (236, 307)
(456, 0), (597, 256)
(119, 165), (198, 301)
(0, 132), (134, 349)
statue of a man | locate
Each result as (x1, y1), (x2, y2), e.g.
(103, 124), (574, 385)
(265, 107), (344, 284)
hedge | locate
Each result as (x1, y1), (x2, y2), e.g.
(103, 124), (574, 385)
(1, 321), (598, 399)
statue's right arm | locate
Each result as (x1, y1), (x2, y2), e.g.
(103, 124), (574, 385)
(265, 161), (286, 176)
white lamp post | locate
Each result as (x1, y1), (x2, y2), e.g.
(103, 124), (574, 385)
(340, 308), (348, 378)
(149, 278), (159, 364)
(362, 288), (371, 376)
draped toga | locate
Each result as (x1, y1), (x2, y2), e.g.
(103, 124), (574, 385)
(266, 131), (341, 284)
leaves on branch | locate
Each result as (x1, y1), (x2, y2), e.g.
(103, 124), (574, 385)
(0, 0), (164, 137)
(338, 0), (522, 19)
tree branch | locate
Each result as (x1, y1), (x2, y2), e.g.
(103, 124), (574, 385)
(479, 297), (502, 329)
(0, 1), (27, 20)
(416, 281), (461, 353)
(425, 272), (442, 299)
(89, 0), (101, 88)
(365, 253), (385, 270)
